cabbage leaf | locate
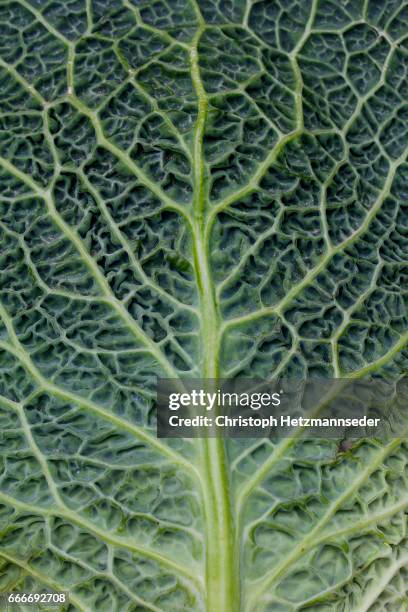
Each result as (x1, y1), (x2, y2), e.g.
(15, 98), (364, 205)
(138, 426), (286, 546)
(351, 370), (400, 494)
(0, 0), (407, 610)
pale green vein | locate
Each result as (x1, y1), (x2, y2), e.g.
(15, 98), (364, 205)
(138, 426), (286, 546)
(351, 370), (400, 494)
(244, 482), (408, 555)
(0, 213), (162, 311)
(69, 94), (193, 223)
(222, 148), (407, 332)
(0, 222), (54, 298)
(247, 438), (403, 608)
(12, 353), (202, 585)
(318, 152), (340, 255)
(360, 555), (408, 612)
(206, 129), (301, 235)
(189, 27), (219, 378)
(207, 23), (406, 245)
(216, 207), (285, 297)
(236, 330), (408, 511)
(0, 492), (202, 591)
(239, 88), (284, 136)
(242, 0), (253, 27)
(17, 0), (72, 46)
(113, 41), (186, 111)
(347, 330), (408, 378)
(0, 305), (198, 477)
(85, 0), (93, 34)
(67, 44), (75, 95)
(289, 55), (304, 132)
(290, 0), (318, 57)
(200, 13), (317, 231)
(122, 0), (192, 48)
(188, 0), (205, 26)
(189, 22), (240, 612)
(127, 75), (193, 162)
(341, 34), (406, 138)
(0, 155), (182, 381)
(0, 551), (89, 612)
(384, 4), (408, 33)
(16, 400), (64, 507)
(312, 496), (408, 548)
(42, 108), (62, 177)
(0, 58), (45, 106)
(45, 536), (162, 612)
(0, 50), (193, 230)
(0, 394), (21, 412)
(331, 258), (384, 376)
(75, 168), (198, 316)
(0, 28), (197, 383)
(1, 347), (198, 477)
(18, 390), (164, 608)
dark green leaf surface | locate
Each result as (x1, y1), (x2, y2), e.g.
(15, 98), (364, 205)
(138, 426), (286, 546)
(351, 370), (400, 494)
(0, 1), (407, 610)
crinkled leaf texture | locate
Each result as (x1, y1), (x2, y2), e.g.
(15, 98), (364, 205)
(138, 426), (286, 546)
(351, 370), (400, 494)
(0, 0), (407, 610)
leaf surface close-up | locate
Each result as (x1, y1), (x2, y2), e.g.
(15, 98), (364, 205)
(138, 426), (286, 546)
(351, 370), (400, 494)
(0, 0), (407, 610)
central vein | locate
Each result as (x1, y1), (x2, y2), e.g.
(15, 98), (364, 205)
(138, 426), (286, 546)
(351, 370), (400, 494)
(189, 25), (239, 612)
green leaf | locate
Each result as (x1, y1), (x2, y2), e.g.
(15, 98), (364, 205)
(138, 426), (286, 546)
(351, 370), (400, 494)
(0, 1), (407, 610)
